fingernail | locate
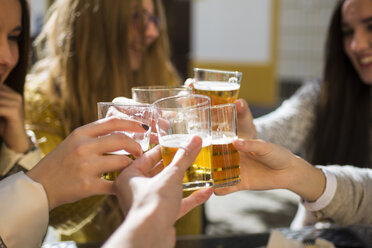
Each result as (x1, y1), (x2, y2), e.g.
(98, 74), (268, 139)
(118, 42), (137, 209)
(142, 124), (149, 131)
(183, 135), (200, 150)
(240, 100), (245, 109)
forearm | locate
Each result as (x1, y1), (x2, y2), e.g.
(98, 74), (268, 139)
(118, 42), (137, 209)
(103, 205), (173, 248)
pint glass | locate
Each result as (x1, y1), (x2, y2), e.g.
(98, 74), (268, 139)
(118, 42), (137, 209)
(211, 104), (240, 188)
(153, 94), (213, 191)
(193, 68), (242, 105)
(132, 85), (192, 104)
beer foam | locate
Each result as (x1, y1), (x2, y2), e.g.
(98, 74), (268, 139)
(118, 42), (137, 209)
(212, 135), (236, 145)
(194, 81), (240, 91)
(160, 134), (211, 147)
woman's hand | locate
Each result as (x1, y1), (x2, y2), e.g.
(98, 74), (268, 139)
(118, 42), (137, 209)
(26, 117), (148, 210)
(108, 136), (212, 248)
(215, 138), (326, 203)
(114, 135), (212, 218)
(0, 85), (30, 153)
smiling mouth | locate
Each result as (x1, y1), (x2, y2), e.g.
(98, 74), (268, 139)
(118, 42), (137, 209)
(360, 56), (372, 65)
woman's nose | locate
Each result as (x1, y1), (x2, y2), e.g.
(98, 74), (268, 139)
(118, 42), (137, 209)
(350, 29), (370, 53)
(0, 38), (16, 67)
(145, 20), (159, 46)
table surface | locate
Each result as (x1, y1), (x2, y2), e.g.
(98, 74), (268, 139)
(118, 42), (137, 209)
(44, 225), (372, 248)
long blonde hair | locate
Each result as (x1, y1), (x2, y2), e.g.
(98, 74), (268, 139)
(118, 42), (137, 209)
(31, 0), (179, 134)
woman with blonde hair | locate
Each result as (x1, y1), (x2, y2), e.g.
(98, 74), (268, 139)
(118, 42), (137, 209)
(25, 0), (182, 243)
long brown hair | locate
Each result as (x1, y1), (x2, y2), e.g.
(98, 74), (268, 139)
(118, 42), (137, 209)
(4, 0), (30, 95)
(30, 0), (179, 135)
(306, 0), (371, 168)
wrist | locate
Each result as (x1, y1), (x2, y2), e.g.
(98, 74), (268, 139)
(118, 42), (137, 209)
(109, 206), (162, 247)
(27, 165), (56, 210)
(288, 157), (326, 202)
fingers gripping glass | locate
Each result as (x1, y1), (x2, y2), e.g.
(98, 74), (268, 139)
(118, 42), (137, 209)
(97, 102), (153, 180)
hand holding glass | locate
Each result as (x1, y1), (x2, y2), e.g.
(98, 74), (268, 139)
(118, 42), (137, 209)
(153, 95), (213, 191)
(97, 102), (153, 180)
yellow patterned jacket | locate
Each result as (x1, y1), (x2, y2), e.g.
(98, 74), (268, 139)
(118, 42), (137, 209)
(24, 78), (204, 242)
(24, 78), (123, 243)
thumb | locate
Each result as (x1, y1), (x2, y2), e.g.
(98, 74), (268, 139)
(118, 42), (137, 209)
(233, 138), (270, 156)
(235, 99), (248, 115)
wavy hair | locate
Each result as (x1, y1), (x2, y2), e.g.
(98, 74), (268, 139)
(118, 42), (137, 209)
(31, 0), (179, 134)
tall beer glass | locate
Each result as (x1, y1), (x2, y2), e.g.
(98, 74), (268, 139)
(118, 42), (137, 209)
(132, 85), (192, 104)
(97, 102), (153, 180)
(153, 94), (213, 191)
(193, 68), (242, 105)
(211, 104), (240, 188)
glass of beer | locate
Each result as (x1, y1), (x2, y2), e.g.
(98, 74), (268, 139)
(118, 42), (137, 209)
(193, 68), (242, 105)
(131, 85), (192, 104)
(211, 104), (240, 188)
(97, 102), (153, 180)
(153, 94), (214, 191)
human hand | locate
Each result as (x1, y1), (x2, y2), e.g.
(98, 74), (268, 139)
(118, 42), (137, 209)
(108, 136), (212, 248)
(215, 139), (325, 202)
(235, 99), (257, 139)
(111, 97), (159, 144)
(26, 117), (148, 210)
(0, 84), (31, 153)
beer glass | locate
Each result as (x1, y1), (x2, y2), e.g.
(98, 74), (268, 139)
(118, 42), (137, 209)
(193, 68), (242, 105)
(153, 94), (213, 191)
(211, 104), (240, 188)
(131, 85), (192, 104)
(97, 102), (153, 180)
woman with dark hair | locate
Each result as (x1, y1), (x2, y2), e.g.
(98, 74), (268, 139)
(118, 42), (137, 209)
(236, 0), (371, 227)
(0, 0), (41, 179)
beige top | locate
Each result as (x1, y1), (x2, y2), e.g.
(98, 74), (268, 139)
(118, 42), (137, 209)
(313, 166), (372, 225)
(0, 172), (49, 248)
(0, 131), (41, 178)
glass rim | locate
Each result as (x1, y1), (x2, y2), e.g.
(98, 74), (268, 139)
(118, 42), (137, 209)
(210, 103), (236, 110)
(153, 94), (210, 110)
(193, 67), (242, 77)
(97, 102), (152, 108)
(131, 85), (192, 92)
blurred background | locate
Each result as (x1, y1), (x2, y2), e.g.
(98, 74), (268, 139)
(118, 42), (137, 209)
(31, 0), (340, 236)
(31, 0), (338, 116)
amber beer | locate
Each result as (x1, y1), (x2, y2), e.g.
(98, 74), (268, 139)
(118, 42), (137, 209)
(102, 151), (136, 180)
(160, 134), (213, 191)
(193, 81), (240, 105)
(212, 136), (240, 188)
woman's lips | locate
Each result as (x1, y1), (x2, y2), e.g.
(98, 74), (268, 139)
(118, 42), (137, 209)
(359, 55), (372, 70)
